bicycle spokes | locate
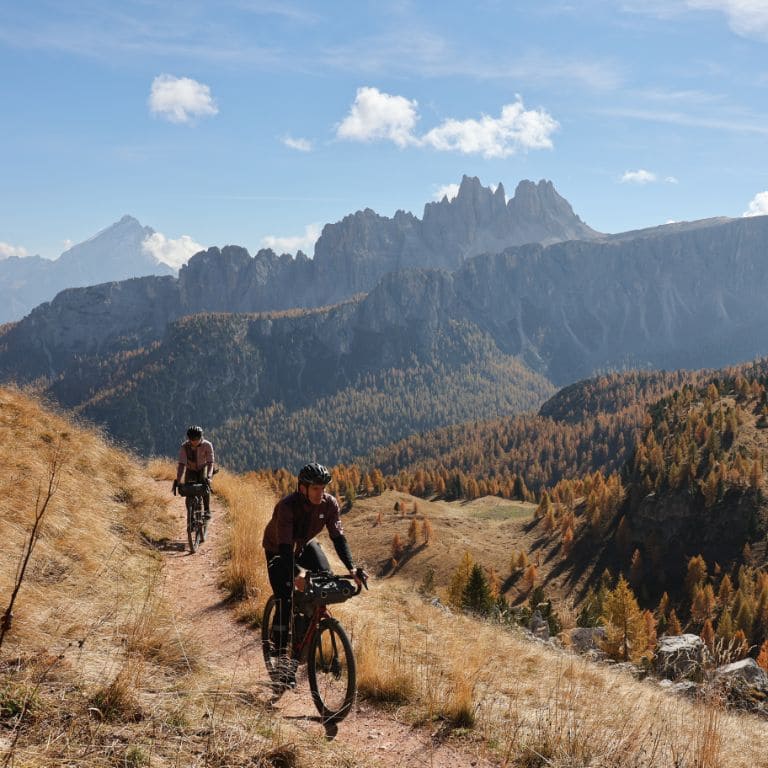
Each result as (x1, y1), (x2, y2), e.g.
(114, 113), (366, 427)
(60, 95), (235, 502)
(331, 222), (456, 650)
(308, 619), (355, 721)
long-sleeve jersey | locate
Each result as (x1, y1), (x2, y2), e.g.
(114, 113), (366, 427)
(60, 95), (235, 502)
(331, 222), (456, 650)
(176, 439), (214, 481)
(262, 490), (344, 554)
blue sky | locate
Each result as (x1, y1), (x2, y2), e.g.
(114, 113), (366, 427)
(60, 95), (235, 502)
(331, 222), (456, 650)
(3, 0), (768, 266)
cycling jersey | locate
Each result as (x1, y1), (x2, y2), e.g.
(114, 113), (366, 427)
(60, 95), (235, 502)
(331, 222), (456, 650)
(262, 491), (344, 554)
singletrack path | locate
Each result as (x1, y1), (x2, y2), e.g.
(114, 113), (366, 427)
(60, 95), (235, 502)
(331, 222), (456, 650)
(157, 481), (497, 767)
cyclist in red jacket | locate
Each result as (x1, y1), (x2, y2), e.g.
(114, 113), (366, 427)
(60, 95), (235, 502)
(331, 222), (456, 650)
(262, 462), (366, 687)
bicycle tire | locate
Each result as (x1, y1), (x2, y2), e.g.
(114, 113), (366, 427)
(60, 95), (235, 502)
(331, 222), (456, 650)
(308, 617), (356, 722)
(261, 596), (283, 682)
(187, 497), (203, 553)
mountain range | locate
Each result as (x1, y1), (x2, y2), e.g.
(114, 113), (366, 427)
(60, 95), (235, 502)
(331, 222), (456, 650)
(3, 176), (768, 469)
(0, 215), (174, 324)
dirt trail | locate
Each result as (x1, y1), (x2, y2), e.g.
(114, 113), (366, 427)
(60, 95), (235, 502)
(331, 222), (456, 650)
(158, 484), (497, 767)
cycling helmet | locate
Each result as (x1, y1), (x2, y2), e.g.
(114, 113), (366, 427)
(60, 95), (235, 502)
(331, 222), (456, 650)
(298, 462), (332, 486)
(186, 425), (204, 439)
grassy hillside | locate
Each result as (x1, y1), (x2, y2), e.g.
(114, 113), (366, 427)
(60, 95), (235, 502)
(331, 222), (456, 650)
(0, 388), (355, 767)
(5, 387), (768, 766)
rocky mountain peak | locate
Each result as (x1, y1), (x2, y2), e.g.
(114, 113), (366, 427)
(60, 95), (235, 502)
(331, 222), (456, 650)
(507, 179), (599, 244)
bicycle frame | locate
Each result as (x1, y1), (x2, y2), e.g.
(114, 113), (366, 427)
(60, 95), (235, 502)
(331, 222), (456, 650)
(292, 603), (332, 662)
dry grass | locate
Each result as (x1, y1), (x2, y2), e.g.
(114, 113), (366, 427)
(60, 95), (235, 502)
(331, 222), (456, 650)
(214, 470), (274, 620)
(0, 388), (318, 768)
(5, 387), (768, 767)
(338, 580), (768, 767)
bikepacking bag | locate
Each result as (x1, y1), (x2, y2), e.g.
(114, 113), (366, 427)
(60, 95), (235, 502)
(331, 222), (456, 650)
(299, 574), (356, 606)
(177, 482), (207, 497)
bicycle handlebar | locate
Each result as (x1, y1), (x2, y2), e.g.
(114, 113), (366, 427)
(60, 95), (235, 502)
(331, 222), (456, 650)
(300, 571), (367, 602)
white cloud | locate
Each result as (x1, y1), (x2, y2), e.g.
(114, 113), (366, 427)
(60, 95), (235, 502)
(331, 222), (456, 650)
(282, 135), (313, 152)
(433, 183), (460, 201)
(0, 241), (29, 259)
(687, 0), (768, 40)
(620, 170), (680, 185)
(621, 169), (658, 184)
(336, 87), (420, 147)
(148, 75), (218, 124)
(261, 223), (321, 255)
(743, 191), (768, 217)
(422, 100), (558, 159)
(142, 232), (204, 269)
(336, 88), (558, 158)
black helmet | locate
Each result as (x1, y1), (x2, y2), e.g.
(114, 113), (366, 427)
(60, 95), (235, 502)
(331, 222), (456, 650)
(186, 425), (203, 439)
(298, 462), (332, 486)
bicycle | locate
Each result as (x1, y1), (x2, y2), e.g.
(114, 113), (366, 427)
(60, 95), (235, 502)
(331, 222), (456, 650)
(261, 570), (366, 723)
(176, 481), (209, 553)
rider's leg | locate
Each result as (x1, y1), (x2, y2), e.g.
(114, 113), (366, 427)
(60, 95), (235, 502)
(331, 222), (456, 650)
(265, 549), (299, 687)
(265, 551), (292, 655)
(203, 487), (211, 518)
(296, 539), (331, 573)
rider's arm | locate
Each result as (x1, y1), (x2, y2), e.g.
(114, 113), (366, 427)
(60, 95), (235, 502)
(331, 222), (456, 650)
(326, 495), (355, 572)
(331, 534), (355, 573)
(176, 445), (187, 483)
(203, 440), (214, 479)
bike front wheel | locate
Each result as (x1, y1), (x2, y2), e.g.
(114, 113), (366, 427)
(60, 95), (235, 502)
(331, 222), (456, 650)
(187, 499), (202, 553)
(308, 617), (356, 722)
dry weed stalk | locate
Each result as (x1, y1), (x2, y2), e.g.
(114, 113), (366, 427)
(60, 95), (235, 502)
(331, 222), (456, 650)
(0, 439), (64, 651)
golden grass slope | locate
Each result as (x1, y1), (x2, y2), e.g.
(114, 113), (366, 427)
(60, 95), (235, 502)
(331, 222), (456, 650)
(0, 389), (319, 768)
(5, 386), (768, 767)
(0, 385), (176, 656)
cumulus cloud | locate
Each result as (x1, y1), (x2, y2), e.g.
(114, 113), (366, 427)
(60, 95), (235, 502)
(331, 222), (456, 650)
(142, 232), (204, 269)
(336, 86), (420, 147)
(621, 170), (680, 185)
(282, 135), (313, 152)
(687, 0), (768, 40)
(621, 169), (658, 184)
(743, 191), (768, 217)
(261, 223), (322, 255)
(0, 241), (29, 259)
(433, 183), (460, 201)
(336, 88), (557, 158)
(148, 75), (218, 124)
(422, 100), (558, 158)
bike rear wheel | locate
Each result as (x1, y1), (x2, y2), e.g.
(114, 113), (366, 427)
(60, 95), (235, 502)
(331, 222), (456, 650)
(261, 596), (284, 683)
(308, 617), (356, 722)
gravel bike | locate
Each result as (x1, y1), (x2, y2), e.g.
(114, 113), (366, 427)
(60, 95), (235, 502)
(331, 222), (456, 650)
(177, 481), (209, 553)
(261, 570), (366, 723)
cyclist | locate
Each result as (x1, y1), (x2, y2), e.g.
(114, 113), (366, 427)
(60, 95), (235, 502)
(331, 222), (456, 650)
(172, 425), (215, 519)
(262, 462), (366, 688)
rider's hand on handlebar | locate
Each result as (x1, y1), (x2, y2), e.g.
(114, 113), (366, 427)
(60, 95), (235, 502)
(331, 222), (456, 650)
(352, 566), (369, 590)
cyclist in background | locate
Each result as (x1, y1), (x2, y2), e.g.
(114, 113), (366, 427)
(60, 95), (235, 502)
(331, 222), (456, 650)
(262, 462), (366, 686)
(172, 425), (215, 519)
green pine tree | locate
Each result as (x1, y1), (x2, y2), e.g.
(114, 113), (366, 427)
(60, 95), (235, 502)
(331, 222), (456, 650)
(462, 564), (494, 616)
